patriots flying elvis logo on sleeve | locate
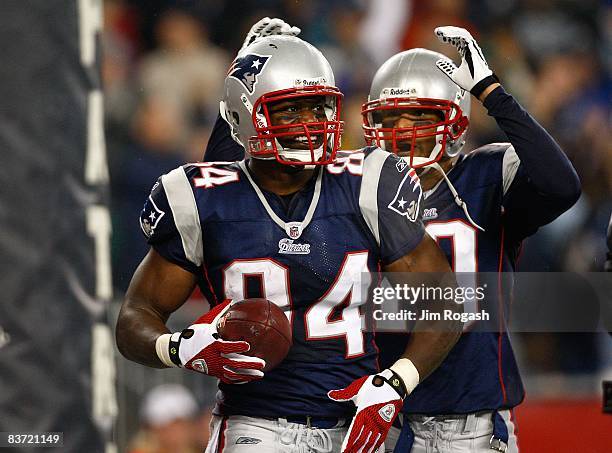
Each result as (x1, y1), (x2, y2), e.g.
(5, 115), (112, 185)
(140, 195), (165, 238)
(228, 54), (271, 94)
(387, 168), (422, 222)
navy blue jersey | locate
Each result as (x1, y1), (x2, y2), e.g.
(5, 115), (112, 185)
(378, 143), (539, 414)
(202, 87), (580, 418)
(377, 87), (580, 416)
(140, 148), (425, 417)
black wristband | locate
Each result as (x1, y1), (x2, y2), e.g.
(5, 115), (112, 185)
(388, 370), (408, 398)
(168, 331), (185, 367)
(470, 73), (500, 98)
(373, 370), (408, 399)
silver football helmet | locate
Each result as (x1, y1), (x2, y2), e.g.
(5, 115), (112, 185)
(221, 35), (343, 165)
(363, 48), (470, 168)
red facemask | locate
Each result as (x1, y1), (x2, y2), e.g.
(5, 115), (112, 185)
(248, 85), (344, 166)
(362, 97), (468, 168)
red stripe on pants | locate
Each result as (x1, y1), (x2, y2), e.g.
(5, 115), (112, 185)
(217, 417), (228, 453)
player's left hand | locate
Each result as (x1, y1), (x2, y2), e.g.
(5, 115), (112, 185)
(241, 17), (301, 51)
(434, 26), (499, 98)
(328, 369), (406, 453)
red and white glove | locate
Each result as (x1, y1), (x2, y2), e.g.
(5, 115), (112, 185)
(241, 17), (301, 51)
(328, 369), (406, 453)
(155, 299), (265, 384)
(329, 359), (420, 453)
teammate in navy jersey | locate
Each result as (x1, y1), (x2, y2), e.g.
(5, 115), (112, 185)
(362, 28), (581, 452)
(202, 23), (581, 453)
(116, 25), (462, 453)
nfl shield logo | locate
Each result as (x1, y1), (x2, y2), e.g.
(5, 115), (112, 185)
(285, 222), (303, 239)
(395, 158), (408, 173)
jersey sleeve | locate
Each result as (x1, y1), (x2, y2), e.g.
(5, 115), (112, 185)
(484, 86), (581, 240)
(139, 166), (203, 274)
(501, 143), (577, 241)
(358, 148), (426, 264)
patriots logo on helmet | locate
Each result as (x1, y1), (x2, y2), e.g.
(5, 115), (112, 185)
(228, 54), (271, 94)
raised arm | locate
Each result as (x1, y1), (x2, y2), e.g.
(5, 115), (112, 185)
(434, 25), (581, 239)
(481, 85), (580, 203)
(203, 113), (245, 162)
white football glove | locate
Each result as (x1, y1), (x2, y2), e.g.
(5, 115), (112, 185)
(434, 26), (499, 98)
(241, 17), (301, 51)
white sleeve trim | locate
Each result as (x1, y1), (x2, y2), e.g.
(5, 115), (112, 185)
(161, 167), (203, 267)
(359, 148), (389, 246)
(502, 145), (521, 195)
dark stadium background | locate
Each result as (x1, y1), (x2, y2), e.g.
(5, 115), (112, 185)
(103, 1), (612, 451)
(0, 1), (609, 452)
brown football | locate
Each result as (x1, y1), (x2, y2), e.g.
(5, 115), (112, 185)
(217, 298), (292, 372)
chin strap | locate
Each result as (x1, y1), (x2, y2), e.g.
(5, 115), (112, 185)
(277, 143), (324, 164)
(431, 161), (484, 232)
(412, 157), (484, 232)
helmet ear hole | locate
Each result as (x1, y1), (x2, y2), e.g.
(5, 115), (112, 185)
(227, 110), (245, 147)
(231, 111), (240, 126)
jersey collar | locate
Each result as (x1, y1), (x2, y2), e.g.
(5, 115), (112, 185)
(238, 160), (323, 240)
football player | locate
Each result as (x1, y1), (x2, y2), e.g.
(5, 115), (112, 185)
(202, 21), (581, 453)
(116, 29), (462, 453)
(364, 28), (581, 452)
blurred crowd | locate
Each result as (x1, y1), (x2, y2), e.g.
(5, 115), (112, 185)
(127, 384), (212, 453)
(103, 0), (611, 374)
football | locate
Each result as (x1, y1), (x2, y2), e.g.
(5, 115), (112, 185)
(217, 299), (292, 372)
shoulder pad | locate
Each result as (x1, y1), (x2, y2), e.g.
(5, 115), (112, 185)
(140, 165), (204, 267)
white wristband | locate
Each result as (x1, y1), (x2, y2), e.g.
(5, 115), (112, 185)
(390, 358), (420, 395)
(155, 333), (177, 368)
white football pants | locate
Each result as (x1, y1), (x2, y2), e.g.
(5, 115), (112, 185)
(385, 410), (518, 453)
(205, 414), (350, 453)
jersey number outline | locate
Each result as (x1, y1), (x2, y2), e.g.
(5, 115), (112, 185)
(425, 219), (479, 329)
(222, 251), (371, 357)
(326, 152), (364, 175)
(193, 162), (239, 188)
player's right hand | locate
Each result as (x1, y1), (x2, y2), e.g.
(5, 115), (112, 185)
(241, 17), (301, 51)
(167, 299), (266, 384)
